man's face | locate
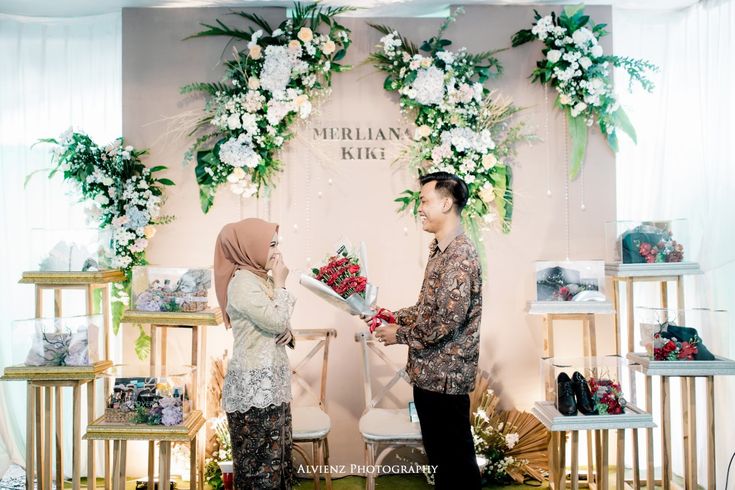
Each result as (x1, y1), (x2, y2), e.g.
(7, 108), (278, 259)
(418, 181), (451, 233)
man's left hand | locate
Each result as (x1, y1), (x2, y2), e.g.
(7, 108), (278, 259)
(374, 323), (399, 346)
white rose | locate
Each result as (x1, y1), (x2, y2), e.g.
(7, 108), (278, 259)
(546, 50), (562, 64)
(321, 40), (336, 55)
(559, 93), (572, 105)
(249, 45), (262, 60)
(579, 57), (592, 70)
(95, 194), (109, 206)
(414, 125), (432, 140)
(248, 77), (260, 90)
(590, 45), (603, 58)
(420, 58), (432, 68)
(297, 27), (313, 43)
(144, 225), (156, 239)
(481, 153), (498, 169)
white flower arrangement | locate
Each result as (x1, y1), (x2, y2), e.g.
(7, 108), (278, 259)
(513, 5), (658, 178)
(370, 8), (529, 235)
(39, 130), (175, 357)
(183, 4), (353, 213)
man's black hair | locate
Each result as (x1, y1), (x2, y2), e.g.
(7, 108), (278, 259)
(419, 171), (469, 214)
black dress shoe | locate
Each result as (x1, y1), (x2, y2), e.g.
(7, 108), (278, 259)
(663, 324), (716, 360)
(571, 371), (597, 415)
(556, 372), (577, 416)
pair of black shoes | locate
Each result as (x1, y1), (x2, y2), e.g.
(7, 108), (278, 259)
(556, 372), (597, 416)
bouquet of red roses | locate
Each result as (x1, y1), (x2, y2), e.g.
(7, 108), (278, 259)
(588, 377), (626, 415)
(300, 242), (393, 333)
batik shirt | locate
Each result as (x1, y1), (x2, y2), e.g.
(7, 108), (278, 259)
(395, 233), (482, 395)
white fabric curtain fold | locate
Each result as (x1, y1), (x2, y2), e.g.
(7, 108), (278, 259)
(0, 11), (121, 478)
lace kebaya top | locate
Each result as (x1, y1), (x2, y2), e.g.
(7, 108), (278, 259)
(222, 269), (295, 412)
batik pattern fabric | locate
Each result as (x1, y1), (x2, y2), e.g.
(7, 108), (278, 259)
(227, 402), (294, 490)
(395, 233), (482, 395)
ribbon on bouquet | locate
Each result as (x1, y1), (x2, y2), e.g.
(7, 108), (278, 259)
(368, 308), (396, 334)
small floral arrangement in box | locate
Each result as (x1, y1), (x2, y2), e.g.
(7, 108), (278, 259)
(636, 236), (684, 264)
(652, 332), (699, 361)
(106, 378), (186, 426)
(588, 377), (626, 415)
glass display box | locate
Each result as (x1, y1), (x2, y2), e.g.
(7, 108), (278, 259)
(30, 228), (111, 272)
(102, 365), (194, 426)
(535, 260), (606, 302)
(636, 307), (729, 361)
(605, 219), (691, 265)
(541, 356), (635, 416)
(9, 315), (102, 367)
(131, 266), (213, 313)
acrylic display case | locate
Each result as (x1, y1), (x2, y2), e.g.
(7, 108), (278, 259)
(535, 260), (606, 302)
(30, 228), (111, 272)
(9, 315), (102, 367)
(101, 365), (194, 426)
(604, 219), (691, 265)
(131, 266), (213, 313)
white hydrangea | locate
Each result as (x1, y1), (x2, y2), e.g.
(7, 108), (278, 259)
(380, 32), (402, 54)
(436, 50), (456, 65)
(411, 66), (445, 106)
(219, 138), (262, 168)
(546, 49), (562, 63)
(260, 45), (293, 95)
(266, 99), (294, 126)
(505, 433), (520, 449)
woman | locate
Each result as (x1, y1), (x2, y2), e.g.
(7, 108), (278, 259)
(214, 218), (295, 489)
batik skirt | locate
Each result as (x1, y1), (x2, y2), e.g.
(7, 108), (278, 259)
(226, 402), (293, 490)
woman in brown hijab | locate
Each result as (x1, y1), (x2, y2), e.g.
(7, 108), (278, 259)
(214, 218), (295, 489)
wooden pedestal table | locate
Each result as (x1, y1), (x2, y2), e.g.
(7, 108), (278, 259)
(20, 269), (125, 489)
(528, 300), (615, 484)
(627, 353), (735, 490)
(1, 361), (112, 490)
(533, 401), (655, 490)
(606, 261), (701, 487)
(85, 410), (205, 490)
(120, 308), (222, 490)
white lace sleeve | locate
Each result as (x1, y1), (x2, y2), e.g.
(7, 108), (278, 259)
(228, 279), (295, 335)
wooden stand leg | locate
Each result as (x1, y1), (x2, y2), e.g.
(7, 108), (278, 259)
(190, 434), (198, 490)
(687, 378), (697, 490)
(612, 279), (621, 355)
(661, 377), (671, 490)
(601, 431), (609, 490)
(73, 383), (82, 490)
(55, 386), (64, 490)
(548, 432), (557, 489)
(104, 439), (111, 490)
(26, 383), (35, 490)
(631, 429), (640, 489)
(324, 439), (333, 490)
(118, 441), (127, 490)
(148, 442), (155, 490)
(587, 431), (594, 485)
(312, 442), (322, 490)
(112, 441), (120, 490)
(544, 314), (555, 357)
(681, 378), (691, 486)
(44, 386), (52, 490)
(159, 441), (171, 490)
(676, 278), (686, 323)
(645, 376), (655, 489)
(625, 278), (634, 354)
(87, 380), (96, 490)
(36, 385), (43, 490)
(191, 325), (199, 412)
(571, 431), (579, 490)
(705, 376), (715, 490)
(616, 430), (625, 489)
(559, 431), (567, 489)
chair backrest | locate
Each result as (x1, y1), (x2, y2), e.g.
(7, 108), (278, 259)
(354, 331), (412, 411)
(290, 329), (337, 410)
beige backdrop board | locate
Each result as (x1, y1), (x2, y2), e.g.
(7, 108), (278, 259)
(122, 4), (616, 475)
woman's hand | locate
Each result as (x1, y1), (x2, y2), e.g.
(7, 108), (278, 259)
(272, 253), (290, 289)
(275, 329), (293, 346)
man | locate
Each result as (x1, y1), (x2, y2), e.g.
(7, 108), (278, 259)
(369, 171), (482, 489)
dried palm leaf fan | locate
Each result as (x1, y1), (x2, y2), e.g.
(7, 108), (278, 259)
(470, 369), (549, 483)
(205, 351), (228, 458)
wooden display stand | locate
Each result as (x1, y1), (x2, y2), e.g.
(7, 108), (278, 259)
(11, 270), (124, 490)
(85, 410), (206, 490)
(120, 308), (223, 490)
(607, 261), (701, 488)
(627, 353), (735, 490)
(534, 401), (655, 490)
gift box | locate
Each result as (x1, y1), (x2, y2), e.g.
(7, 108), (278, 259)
(637, 307), (728, 361)
(10, 315), (102, 367)
(535, 260), (605, 302)
(30, 228), (111, 272)
(131, 266), (213, 313)
(605, 219), (690, 265)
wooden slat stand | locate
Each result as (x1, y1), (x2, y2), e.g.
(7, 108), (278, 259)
(627, 353), (735, 489)
(10, 270), (124, 490)
(120, 308), (223, 490)
(607, 261), (701, 488)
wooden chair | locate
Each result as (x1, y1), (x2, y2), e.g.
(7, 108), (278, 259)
(289, 329), (337, 490)
(354, 331), (423, 490)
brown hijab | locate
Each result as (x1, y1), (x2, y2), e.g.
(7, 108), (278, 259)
(214, 218), (279, 327)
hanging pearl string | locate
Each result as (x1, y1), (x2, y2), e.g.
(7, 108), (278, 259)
(564, 116), (571, 261)
(544, 84), (552, 197)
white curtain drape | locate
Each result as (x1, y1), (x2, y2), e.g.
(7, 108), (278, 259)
(614, 0), (735, 487)
(0, 11), (121, 479)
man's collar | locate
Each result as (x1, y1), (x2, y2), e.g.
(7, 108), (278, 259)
(430, 226), (464, 254)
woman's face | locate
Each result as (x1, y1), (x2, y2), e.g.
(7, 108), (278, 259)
(265, 232), (280, 270)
